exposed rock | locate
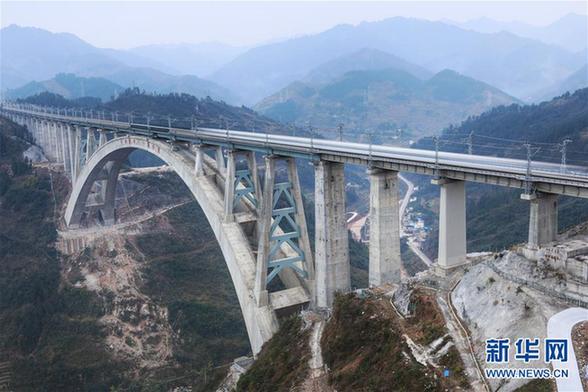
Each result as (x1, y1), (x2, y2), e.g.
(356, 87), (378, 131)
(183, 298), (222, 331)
(64, 234), (174, 370)
(22, 144), (47, 162)
(452, 255), (567, 392)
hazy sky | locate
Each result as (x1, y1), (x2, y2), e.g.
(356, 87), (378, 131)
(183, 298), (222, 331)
(1, 1), (586, 49)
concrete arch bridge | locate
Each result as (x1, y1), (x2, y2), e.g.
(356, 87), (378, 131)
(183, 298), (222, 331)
(4, 103), (588, 354)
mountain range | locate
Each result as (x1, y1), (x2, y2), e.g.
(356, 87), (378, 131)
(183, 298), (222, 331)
(256, 66), (519, 137)
(447, 13), (587, 52)
(211, 16), (585, 103)
(6, 73), (123, 101)
(128, 42), (247, 77)
(302, 48), (433, 84)
(535, 64), (588, 102)
(0, 25), (236, 102)
(2, 14), (586, 108)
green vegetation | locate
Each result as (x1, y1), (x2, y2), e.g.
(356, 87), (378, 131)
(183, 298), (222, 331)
(9, 73), (123, 102)
(237, 316), (310, 392)
(19, 88), (288, 134)
(0, 116), (129, 390)
(321, 291), (469, 391)
(135, 199), (250, 389)
(16, 91), (101, 108)
(414, 88), (588, 256)
(321, 293), (442, 392)
(257, 67), (518, 139)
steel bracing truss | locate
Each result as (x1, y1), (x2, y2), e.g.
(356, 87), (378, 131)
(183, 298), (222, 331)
(266, 181), (307, 283)
(233, 169), (257, 207)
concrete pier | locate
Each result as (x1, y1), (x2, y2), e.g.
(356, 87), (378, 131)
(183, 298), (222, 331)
(314, 160), (350, 308)
(434, 178), (467, 269)
(194, 145), (204, 176)
(216, 146), (225, 174)
(522, 192), (558, 248)
(287, 158), (315, 300)
(224, 150), (236, 221)
(86, 128), (96, 162)
(254, 156), (275, 307)
(72, 126), (81, 180)
(368, 168), (401, 286)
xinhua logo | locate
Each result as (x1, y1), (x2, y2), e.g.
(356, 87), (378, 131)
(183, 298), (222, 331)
(484, 338), (570, 379)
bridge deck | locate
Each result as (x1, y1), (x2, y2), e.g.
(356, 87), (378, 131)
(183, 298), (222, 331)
(4, 106), (588, 197)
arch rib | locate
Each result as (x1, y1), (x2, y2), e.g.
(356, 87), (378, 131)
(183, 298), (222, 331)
(65, 135), (280, 354)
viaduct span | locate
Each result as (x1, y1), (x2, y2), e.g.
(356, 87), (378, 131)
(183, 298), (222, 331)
(3, 103), (588, 354)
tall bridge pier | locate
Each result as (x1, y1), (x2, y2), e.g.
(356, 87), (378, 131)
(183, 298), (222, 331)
(315, 161), (350, 308)
(4, 104), (586, 353)
(522, 191), (559, 249)
(433, 178), (467, 270)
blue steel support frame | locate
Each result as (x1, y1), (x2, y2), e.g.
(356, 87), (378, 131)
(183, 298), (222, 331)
(266, 181), (307, 284)
(233, 169), (257, 207)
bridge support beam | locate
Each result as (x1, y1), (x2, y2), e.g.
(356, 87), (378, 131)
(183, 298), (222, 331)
(215, 146), (225, 174)
(368, 168), (401, 286)
(98, 130), (107, 147)
(223, 150), (260, 221)
(433, 178), (467, 270)
(315, 160), (350, 308)
(224, 150), (237, 222)
(254, 156), (275, 307)
(522, 192), (558, 248)
(194, 145), (204, 176)
(50, 121), (59, 161)
(287, 158), (315, 303)
(101, 161), (124, 226)
(86, 128), (97, 162)
(254, 156), (314, 307)
(55, 122), (65, 163)
(72, 126), (81, 180)
(60, 124), (71, 175)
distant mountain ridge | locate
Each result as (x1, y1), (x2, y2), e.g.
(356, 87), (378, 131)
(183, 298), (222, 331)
(6, 73), (123, 101)
(0, 25), (237, 103)
(303, 48), (433, 84)
(535, 64), (588, 102)
(128, 42), (247, 77)
(211, 16), (583, 103)
(448, 13), (588, 52)
(256, 67), (519, 137)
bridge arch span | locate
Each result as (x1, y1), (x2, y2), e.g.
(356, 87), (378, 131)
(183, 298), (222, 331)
(64, 135), (279, 354)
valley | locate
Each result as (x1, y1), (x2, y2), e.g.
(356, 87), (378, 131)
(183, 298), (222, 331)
(1, 3), (587, 391)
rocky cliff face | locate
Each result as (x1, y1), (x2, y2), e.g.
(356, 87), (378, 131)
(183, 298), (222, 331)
(57, 169), (250, 389)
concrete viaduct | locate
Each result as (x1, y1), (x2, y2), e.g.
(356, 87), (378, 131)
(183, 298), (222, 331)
(3, 103), (588, 354)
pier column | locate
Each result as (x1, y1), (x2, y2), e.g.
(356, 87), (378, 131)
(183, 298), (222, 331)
(60, 124), (70, 174)
(50, 121), (58, 161)
(216, 146), (225, 174)
(86, 128), (96, 162)
(194, 145), (204, 176)
(101, 160), (124, 226)
(246, 151), (262, 207)
(368, 168), (401, 286)
(314, 160), (350, 308)
(522, 192), (558, 248)
(223, 150), (236, 222)
(433, 178), (467, 269)
(72, 126), (81, 180)
(288, 158), (315, 297)
(254, 156), (276, 307)
(98, 130), (108, 147)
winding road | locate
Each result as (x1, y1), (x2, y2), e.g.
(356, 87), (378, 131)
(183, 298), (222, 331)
(547, 307), (588, 392)
(398, 174), (434, 267)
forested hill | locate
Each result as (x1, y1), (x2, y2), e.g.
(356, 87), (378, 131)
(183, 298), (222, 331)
(417, 88), (588, 165)
(17, 89), (299, 135)
(413, 87), (588, 256)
